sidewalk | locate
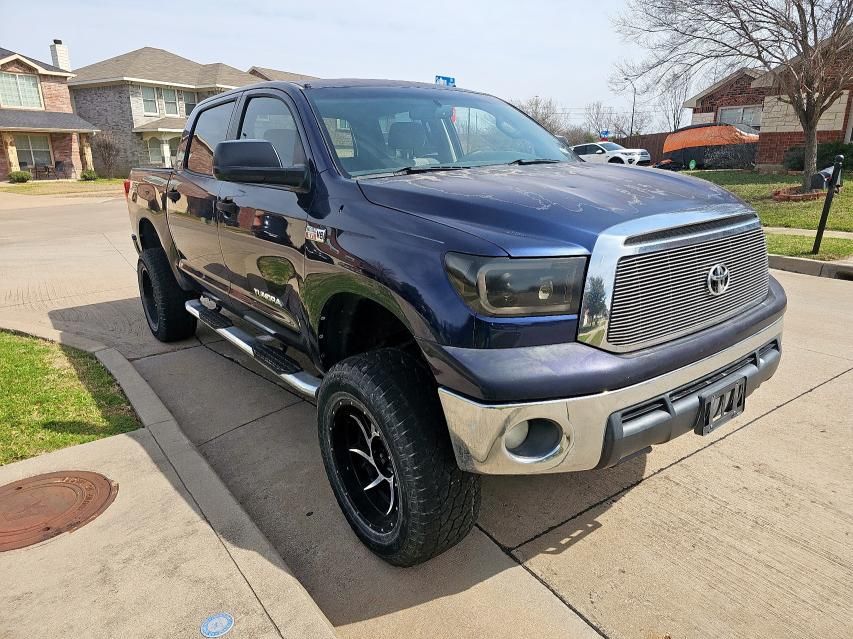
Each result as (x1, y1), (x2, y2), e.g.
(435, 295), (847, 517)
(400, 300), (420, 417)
(764, 225), (853, 240)
(0, 327), (336, 639)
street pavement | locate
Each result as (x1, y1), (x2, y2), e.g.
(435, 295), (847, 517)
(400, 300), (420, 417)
(1, 193), (851, 638)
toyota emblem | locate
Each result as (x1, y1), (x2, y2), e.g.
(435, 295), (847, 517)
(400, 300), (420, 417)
(707, 264), (730, 296)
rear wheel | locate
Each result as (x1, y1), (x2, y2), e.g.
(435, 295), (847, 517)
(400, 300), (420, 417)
(137, 248), (197, 342)
(318, 348), (480, 566)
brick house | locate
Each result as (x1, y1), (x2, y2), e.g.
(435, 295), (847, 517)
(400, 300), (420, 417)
(68, 47), (260, 176)
(0, 41), (97, 181)
(683, 69), (769, 129)
(684, 60), (853, 171)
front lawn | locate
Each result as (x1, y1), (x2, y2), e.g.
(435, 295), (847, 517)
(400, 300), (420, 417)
(0, 178), (124, 196)
(687, 170), (852, 232)
(764, 233), (853, 261)
(0, 331), (139, 465)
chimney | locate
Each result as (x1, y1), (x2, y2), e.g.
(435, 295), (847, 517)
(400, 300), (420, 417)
(49, 39), (71, 71)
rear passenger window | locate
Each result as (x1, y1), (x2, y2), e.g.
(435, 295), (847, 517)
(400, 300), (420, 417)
(187, 101), (234, 175)
(239, 97), (306, 167)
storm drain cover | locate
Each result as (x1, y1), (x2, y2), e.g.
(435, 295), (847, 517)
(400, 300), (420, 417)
(0, 471), (118, 551)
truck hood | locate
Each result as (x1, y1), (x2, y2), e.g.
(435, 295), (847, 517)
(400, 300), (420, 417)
(358, 162), (746, 256)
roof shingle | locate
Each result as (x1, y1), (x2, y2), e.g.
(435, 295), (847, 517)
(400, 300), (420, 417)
(70, 47), (257, 88)
(0, 109), (98, 132)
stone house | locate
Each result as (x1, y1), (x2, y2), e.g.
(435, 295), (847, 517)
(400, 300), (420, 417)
(69, 47), (260, 176)
(684, 59), (853, 171)
(0, 41), (97, 181)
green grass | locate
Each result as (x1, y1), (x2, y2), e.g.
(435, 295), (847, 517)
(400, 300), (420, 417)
(0, 331), (140, 465)
(687, 170), (853, 232)
(0, 178), (124, 196)
(765, 233), (853, 261)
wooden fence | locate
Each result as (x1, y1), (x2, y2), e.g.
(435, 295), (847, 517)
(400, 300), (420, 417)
(612, 132), (670, 164)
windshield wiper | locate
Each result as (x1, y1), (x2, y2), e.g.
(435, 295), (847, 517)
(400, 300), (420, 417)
(507, 158), (562, 166)
(389, 165), (470, 175)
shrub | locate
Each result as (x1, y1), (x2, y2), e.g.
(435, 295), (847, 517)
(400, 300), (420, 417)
(80, 170), (98, 181)
(8, 170), (32, 183)
(816, 141), (853, 171)
(782, 146), (804, 171)
(92, 132), (121, 178)
(782, 142), (853, 172)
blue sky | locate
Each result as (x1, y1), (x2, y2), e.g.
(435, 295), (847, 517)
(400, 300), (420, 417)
(0, 0), (647, 124)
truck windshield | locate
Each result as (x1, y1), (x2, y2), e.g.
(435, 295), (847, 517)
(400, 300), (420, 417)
(306, 86), (576, 177)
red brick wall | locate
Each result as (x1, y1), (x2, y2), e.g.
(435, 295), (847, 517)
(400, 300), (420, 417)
(694, 73), (772, 115)
(757, 130), (846, 164)
(40, 77), (73, 112)
(49, 133), (82, 174)
(0, 60), (73, 112)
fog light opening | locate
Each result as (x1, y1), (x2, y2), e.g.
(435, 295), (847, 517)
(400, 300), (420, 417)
(504, 418), (564, 461)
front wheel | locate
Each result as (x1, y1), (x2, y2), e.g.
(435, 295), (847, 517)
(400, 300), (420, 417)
(608, 157), (625, 164)
(318, 349), (480, 566)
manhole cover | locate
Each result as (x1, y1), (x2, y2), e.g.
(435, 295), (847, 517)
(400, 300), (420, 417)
(0, 471), (118, 551)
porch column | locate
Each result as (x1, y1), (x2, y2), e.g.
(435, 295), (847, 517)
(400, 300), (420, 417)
(160, 136), (172, 168)
(2, 132), (20, 173)
(80, 134), (94, 171)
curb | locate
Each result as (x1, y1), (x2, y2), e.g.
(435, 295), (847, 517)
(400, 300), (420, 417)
(769, 254), (853, 280)
(0, 322), (337, 639)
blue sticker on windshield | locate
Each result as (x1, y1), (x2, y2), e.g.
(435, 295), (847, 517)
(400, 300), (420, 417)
(200, 612), (234, 637)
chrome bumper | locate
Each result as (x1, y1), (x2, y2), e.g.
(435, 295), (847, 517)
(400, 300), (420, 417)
(438, 317), (783, 474)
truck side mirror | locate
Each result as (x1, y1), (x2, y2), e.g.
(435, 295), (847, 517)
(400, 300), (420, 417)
(213, 139), (310, 191)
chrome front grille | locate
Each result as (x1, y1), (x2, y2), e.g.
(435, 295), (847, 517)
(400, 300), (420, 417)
(606, 227), (769, 349)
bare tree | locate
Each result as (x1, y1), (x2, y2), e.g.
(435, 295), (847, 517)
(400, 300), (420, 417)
(584, 101), (616, 137)
(561, 125), (597, 145)
(92, 132), (121, 178)
(657, 73), (692, 132)
(511, 95), (568, 136)
(614, 0), (853, 189)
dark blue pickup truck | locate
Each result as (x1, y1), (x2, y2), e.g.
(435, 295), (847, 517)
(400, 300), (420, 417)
(126, 79), (785, 566)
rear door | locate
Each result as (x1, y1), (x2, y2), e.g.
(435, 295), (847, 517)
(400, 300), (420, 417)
(167, 98), (237, 294)
(216, 89), (311, 334)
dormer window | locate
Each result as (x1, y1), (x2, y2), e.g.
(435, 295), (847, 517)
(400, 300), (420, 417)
(0, 72), (43, 109)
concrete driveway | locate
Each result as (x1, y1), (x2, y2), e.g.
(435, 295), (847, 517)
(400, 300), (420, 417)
(1, 193), (851, 638)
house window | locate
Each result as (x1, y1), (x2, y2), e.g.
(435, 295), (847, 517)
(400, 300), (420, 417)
(183, 92), (198, 116)
(142, 86), (158, 115)
(147, 138), (164, 165)
(718, 105), (762, 130)
(163, 88), (179, 116)
(0, 72), (43, 109)
(14, 134), (52, 168)
(336, 118), (350, 130)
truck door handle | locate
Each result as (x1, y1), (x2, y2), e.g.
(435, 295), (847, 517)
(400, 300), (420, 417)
(216, 198), (239, 218)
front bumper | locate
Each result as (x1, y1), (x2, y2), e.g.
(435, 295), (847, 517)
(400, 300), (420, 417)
(438, 317), (783, 474)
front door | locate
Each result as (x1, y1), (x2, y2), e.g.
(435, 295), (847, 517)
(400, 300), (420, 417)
(167, 98), (237, 294)
(217, 90), (311, 334)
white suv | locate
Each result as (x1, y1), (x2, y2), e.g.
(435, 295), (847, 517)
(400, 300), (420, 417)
(571, 142), (651, 166)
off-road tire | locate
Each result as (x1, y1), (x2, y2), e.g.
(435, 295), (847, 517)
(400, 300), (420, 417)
(137, 247), (197, 342)
(318, 348), (480, 566)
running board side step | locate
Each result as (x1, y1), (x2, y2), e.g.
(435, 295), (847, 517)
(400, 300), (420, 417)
(186, 300), (320, 399)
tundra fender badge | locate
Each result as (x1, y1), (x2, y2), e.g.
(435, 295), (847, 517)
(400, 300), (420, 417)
(253, 288), (284, 307)
(305, 223), (326, 243)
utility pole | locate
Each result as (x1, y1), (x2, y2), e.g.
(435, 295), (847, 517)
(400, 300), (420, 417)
(624, 77), (637, 145)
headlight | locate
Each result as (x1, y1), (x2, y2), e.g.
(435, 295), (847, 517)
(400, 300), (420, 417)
(445, 253), (586, 316)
